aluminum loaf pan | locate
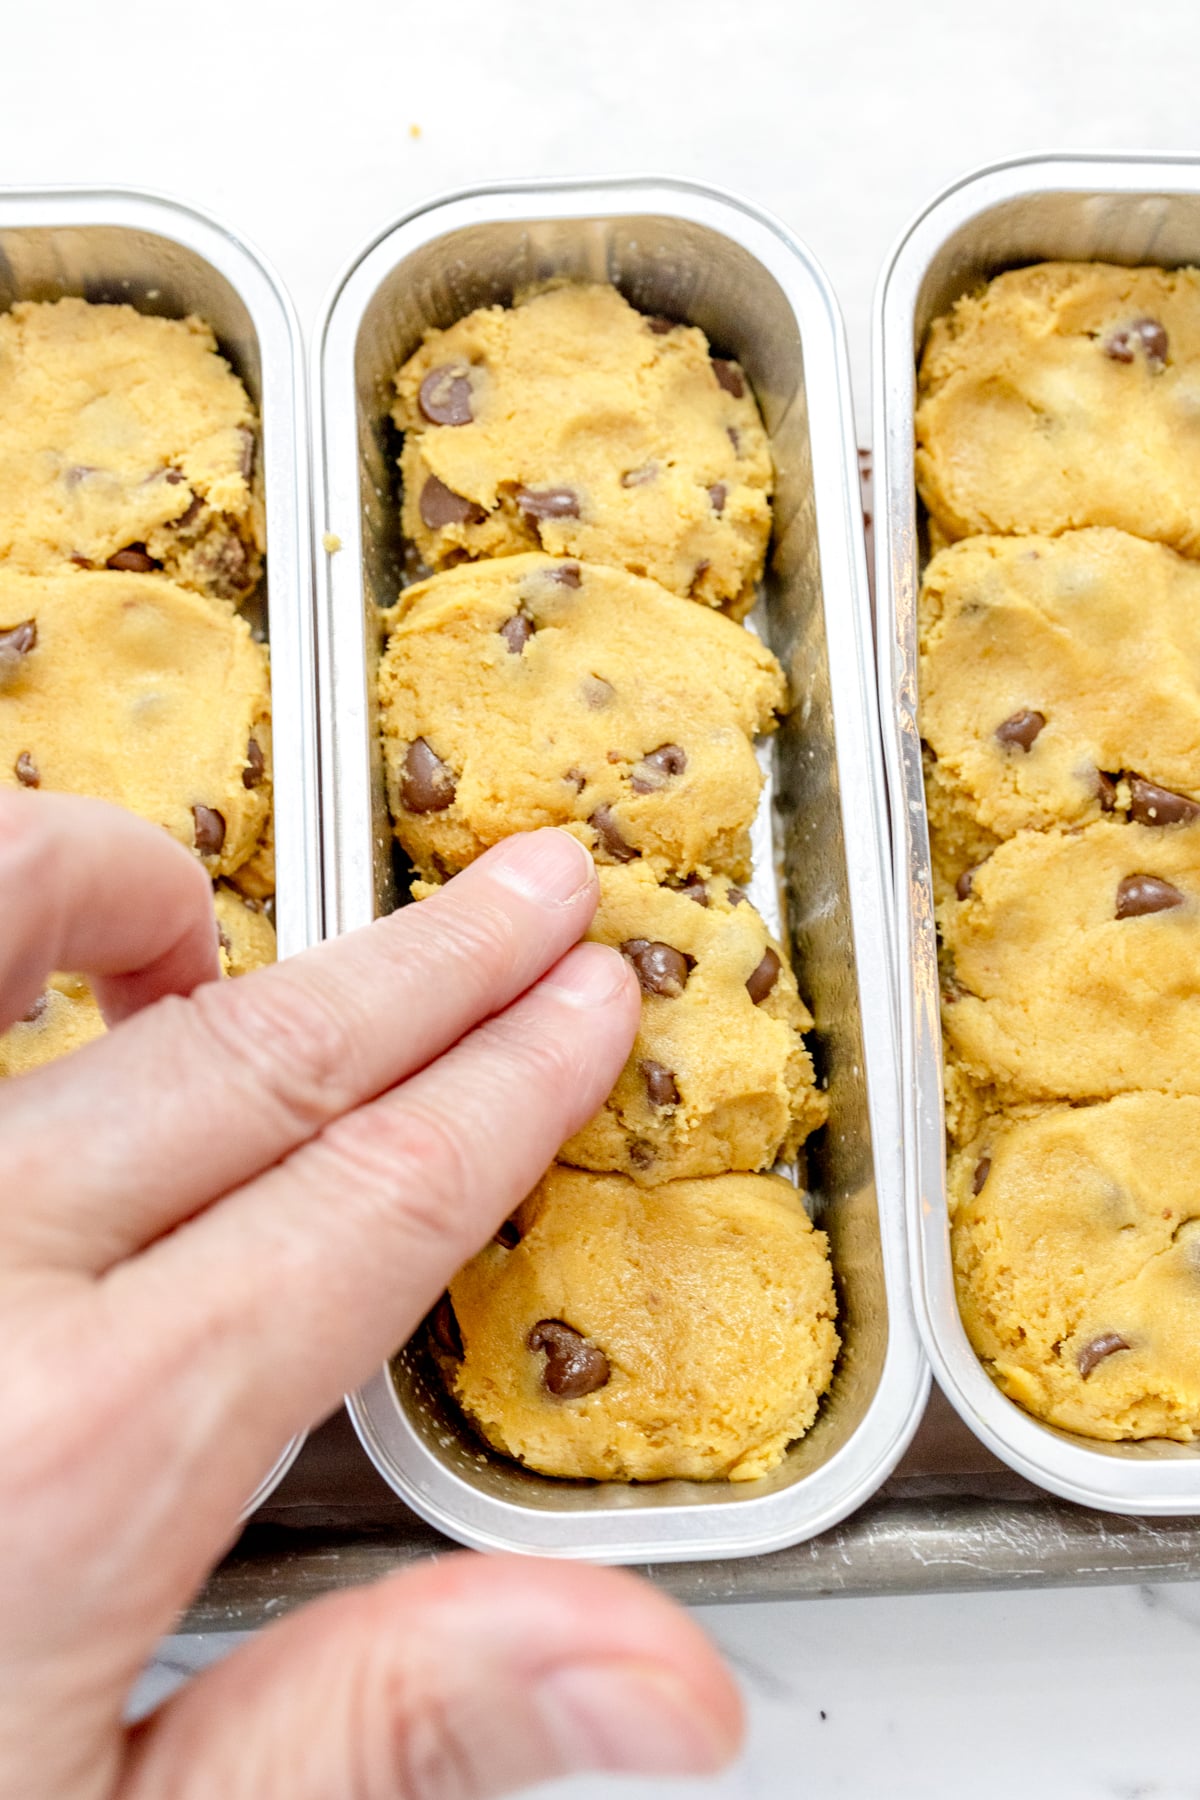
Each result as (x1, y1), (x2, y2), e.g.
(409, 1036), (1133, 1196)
(0, 186), (320, 1513)
(316, 176), (928, 1561)
(874, 152), (1200, 1514)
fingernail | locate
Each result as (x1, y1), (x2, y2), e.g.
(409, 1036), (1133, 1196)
(535, 1659), (736, 1777)
(542, 943), (632, 1008)
(485, 829), (594, 907)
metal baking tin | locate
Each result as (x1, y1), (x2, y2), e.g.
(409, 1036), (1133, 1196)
(0, 187), (320, 1513)
(314, 176), (929, 1561)
(874, 153), (1200, 1515)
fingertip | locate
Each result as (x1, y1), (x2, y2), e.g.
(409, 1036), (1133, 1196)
(475, 828), (597, 910)
(540, 939), (638, 1011)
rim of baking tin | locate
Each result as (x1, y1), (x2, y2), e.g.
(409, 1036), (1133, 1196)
(0, 185), (315, 1514)
(316, 173), (929, 1561)
(874, 151), (1200, 1514)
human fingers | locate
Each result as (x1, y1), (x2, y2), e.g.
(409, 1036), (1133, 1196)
(119, 1555), (743, 1800)
(2, 830), (600, 1272)
(0, 790), (219, 1032)
(112, 941), (639, 1507)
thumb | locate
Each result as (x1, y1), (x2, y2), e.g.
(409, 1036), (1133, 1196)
(118, 1555), (743, 1799)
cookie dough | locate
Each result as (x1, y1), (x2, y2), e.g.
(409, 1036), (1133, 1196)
(432, 1165), (838, 1482)
(394, 283), (772, 618)
(941, 818), (1200, 1118)
(557, 863), (826, 1182)
(919, 530), (1200, 896)
(214, 882), (277, 976)
(916, 262), (1200, 554)
(950, 1095), (1200, 1441)
(0, 299), (262, 604)
(0, 569), (272, 878)
(379, 554), (785, 883)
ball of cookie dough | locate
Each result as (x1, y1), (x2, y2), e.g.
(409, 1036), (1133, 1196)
(393, 283), (772, 618)
(951, 1095), (1200, 1441)
(0, 570), (271, 878)
(919, 529), (1200, 900)
(558, 863), (826, 1183)
(433, 1166), (838, 1483)
(0, 298), (263, 603)
(940, 817), (1200, 1119)
(378, 554), (785, 883)
(916, 262), (1200, 555)
(213, 882), (278, 976)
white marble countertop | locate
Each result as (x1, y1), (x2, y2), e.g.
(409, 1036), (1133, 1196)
(9, 0), (1200, 1792)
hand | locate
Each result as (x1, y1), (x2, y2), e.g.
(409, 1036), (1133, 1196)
(0, 792), (742, 1800)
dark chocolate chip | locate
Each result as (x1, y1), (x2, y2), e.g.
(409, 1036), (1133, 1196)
(495, 1216), (521, 1249)
(173, 492), (204, 531)
(1097, 771), (1118, 813)
(1077, 1331), (1130, 1378)
(746, 947), (781, 1005)
(193, 806), (226, 856)
(419, 474), (485, 530)
(429, 1293), (463, 1360)
(528, 1319), (610, 1398)
(565, 766), (587, 792)
(646, 315), (675, 335)
(549, 561), (582, 588)
(499, 611), (535, 655)
(672, 874), (709, 906)
(727, 885), (747, 907)
(242, 737), (266, 790)
(589, 804), (637, 863)
(956, 865), (977, 901)
(712, 358), (745, 398)
(106, 544), (160, 573)
(921, 738), (938, 765)
(641, 1058), (680, 1107)
(69, 553), (91, 568)
(239, 425), (256, 482)
(621, 464), (658, 488)
(14, 752), (39, 788)
(708, 482), (727, 514)
(418, 364), (474, 427)
(22, 993), (48, 1024)
(164, 467), (186, 486)
(1128, 774), (1200, 827)
(995, 709), (1045, 752)
(620, 938), (693, 998)
(401, 738), (456, 813)
(972, 1156), (991, 1195)
(1115, 874), (1186, 918)
(0, 620), (37, 661)
(630, 743), (687, 794)
(1104, 318), (1168, 369)
(628, 1140), (654, 1170)
(581, 675), (615, 710)
(727, 426), (741, 453)
(196, 533), (251, 600)
(515, 486), (580, 522)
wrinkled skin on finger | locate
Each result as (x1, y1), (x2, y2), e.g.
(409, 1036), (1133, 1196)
(0, 803), (742, 1800)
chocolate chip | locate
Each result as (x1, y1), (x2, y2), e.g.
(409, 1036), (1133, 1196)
(216, 923), (233, 955)
(163, 467), (186, 485)
(192, 805), (226, 855)
(631, 743), (687, 794)
(727, 886), (747, 907)
(495, 1217), (521, 1249)
(239, 426), (256, 482)
(1128, 774), (1200, 827)
(956, 865), (977, 901)
(401, 738), (456, 813)
(995, 709), (1045, 751)
(620, 938), (693, 998)
(589, 804), (637, 863)
(173, 492), (204, 531)
(106, 544), (160, 573)
(1104, 318), (1168, 369)
(196, 533), (251, 599)
(1096, 771), (1118, 813)
(972, 1156), (991, 1195)
(641, 1058), (680, 1107)
(515, 486), (580, 522)
(242, 737), (266, 789)
(671, 874), (709, 906)
(0, 620), (37, 661)
(14, 752), (39, 788)
(708, 483), (727, 514)
(581, 675), (614, 710)
(528, 1319), (610, 1398)
(549, 562), (582, 588)
(1077, 1331), (1130, 1378)
(921, 738), (938, 765)
(21, 993), (48, 1024)
(646, 315), (675, 335)
(1115, 874), (1185, 918)
(419, 474), (485, 530)
(499, 611), (535, 654)
(418, 364), (474, 427)
(746, 947), (781, 1005)
(628, 1141), (654, 1170)
(565, 767), (587, 792)
(690, 560), (711, 597)
(429, 1294), (463, 1360)
(712, 358), (745, 398)
(69, 553), (91, 568)
(621, 463), (658, 488)
(727, 426), (741, 453)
